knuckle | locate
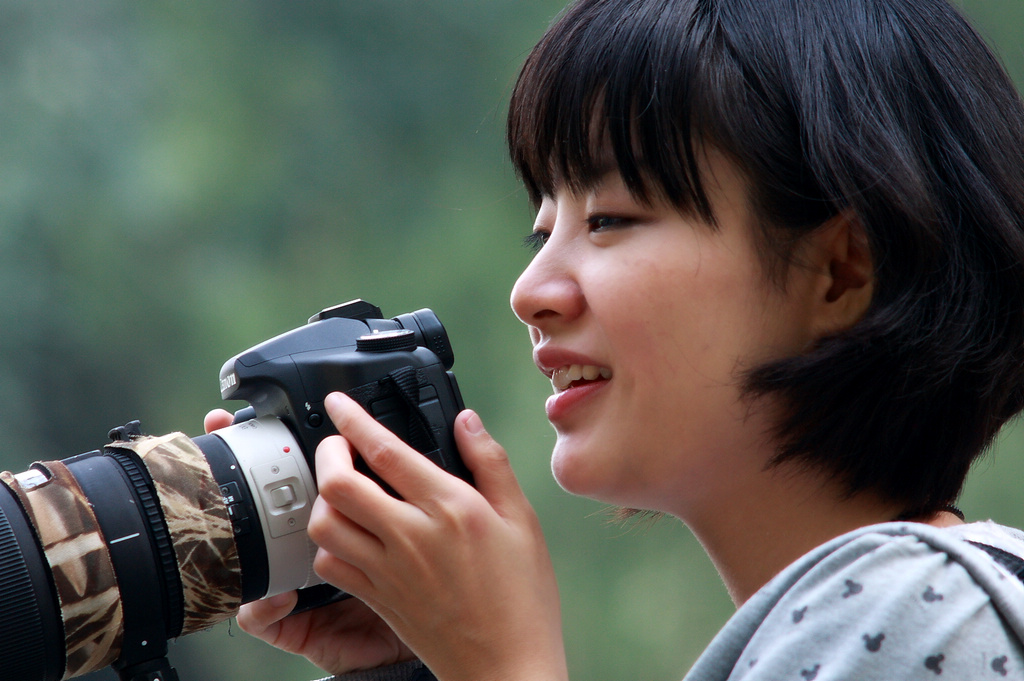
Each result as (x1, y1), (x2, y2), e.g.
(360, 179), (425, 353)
(484, 440), (511, 466)
(311, 549), (335, 580)
(306, 504), (332, 546)
(362, 438), (400, 475)
(435, 492), (488, 535)
(469, 436), (510, 467)
(316, 469), (359, 504)
(437, 499), (470, 528)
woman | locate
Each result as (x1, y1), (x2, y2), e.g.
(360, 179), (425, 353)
(212, 0), (1024, 678)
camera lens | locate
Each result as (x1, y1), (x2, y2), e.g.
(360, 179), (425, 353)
(0, 418), (319, 681)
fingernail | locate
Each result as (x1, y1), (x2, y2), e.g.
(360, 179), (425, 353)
(465, 410), (485, 435)
(324, 392), (345, 412)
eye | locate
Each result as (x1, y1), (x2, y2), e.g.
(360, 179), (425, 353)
(522, 230), (549, 253)
(587, 215), (631, 232)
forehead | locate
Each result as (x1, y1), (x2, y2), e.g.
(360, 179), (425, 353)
(541, 135), (622, 196)
(543, 132), (757, 227)
(521, 110), (717, 224)
(506, 0), (718, 217)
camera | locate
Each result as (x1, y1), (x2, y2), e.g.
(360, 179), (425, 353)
(0, 300), (471, 681)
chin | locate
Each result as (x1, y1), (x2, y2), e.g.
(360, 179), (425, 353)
(550, 443), (626, 503)
(550, 444), (595, 496)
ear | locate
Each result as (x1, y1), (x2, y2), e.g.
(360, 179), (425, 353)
(805, 210), (874, 338)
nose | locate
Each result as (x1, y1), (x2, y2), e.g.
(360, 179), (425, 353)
(510, 235), (585, 329)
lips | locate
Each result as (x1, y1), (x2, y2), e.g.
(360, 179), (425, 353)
(533, 348), (613, 421)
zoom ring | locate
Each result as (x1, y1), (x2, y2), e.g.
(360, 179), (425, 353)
(106, 449), (185, 639)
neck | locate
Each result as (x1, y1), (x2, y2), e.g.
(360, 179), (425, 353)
(677, 463), (961, 605)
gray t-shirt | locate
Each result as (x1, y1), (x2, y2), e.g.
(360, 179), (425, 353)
(686, 521), (1024, 681)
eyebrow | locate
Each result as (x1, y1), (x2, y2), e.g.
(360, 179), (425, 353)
(559, 155), (621, 193)
(589, 140), (621, 178)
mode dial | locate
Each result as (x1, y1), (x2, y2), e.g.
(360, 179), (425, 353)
(356, 329), (417, 353)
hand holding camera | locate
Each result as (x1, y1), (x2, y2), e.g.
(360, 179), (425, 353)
(241, 392), (566, 681)
(203, 406), (418, 675)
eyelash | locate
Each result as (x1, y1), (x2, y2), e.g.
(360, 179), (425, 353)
(522, 215), (632, 253)
(522, 231), (548, 253)
(587, 215), (629, 231)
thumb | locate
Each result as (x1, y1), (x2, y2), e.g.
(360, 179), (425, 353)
(204, 408), (234, 434)
(453, 410), (528, 516)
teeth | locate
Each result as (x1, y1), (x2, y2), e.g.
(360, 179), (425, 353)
(551, 364), (612, 391)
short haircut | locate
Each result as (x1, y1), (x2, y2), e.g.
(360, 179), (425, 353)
(507, 0), (1024, 515)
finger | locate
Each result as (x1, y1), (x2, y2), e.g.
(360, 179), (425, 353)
(313, 432), (422, 543)
(324, 392), (458, 502)
(236, 591), (299, 641)
(204, 409), (234, 434)
(312, 546), (375, 598)
(453, 410), (529, 517)
(307, 493), (385, 582)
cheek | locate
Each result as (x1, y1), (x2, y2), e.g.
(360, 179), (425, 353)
(603, 253), (778, 444)
(620, 256), (752, 373)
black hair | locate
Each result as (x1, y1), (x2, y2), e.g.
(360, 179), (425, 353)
(507, 0), (1024, 515)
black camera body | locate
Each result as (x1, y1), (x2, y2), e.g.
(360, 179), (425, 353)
(0, 300), (470, 681)
(222, 298), (468, 484)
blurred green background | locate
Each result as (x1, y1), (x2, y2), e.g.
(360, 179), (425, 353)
(0, 2), (1019, 680)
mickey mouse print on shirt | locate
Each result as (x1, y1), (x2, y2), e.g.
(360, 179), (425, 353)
(720, 526), (1024, 681)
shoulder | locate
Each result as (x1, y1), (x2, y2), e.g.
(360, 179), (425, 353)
(690, 522), (1024, 681)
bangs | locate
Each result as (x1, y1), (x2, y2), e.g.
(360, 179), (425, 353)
(506, 0), (717, 220)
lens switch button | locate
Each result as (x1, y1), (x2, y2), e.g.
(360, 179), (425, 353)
(250, 456), (313, 538)
(270, 485), (296, 508)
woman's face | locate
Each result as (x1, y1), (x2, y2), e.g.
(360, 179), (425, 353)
(510, 150), (823, 514)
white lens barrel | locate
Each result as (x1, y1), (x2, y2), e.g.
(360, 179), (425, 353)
(214, 417), (322, 597)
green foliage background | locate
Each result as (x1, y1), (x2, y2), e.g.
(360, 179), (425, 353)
(0, 2), (1019, 680)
